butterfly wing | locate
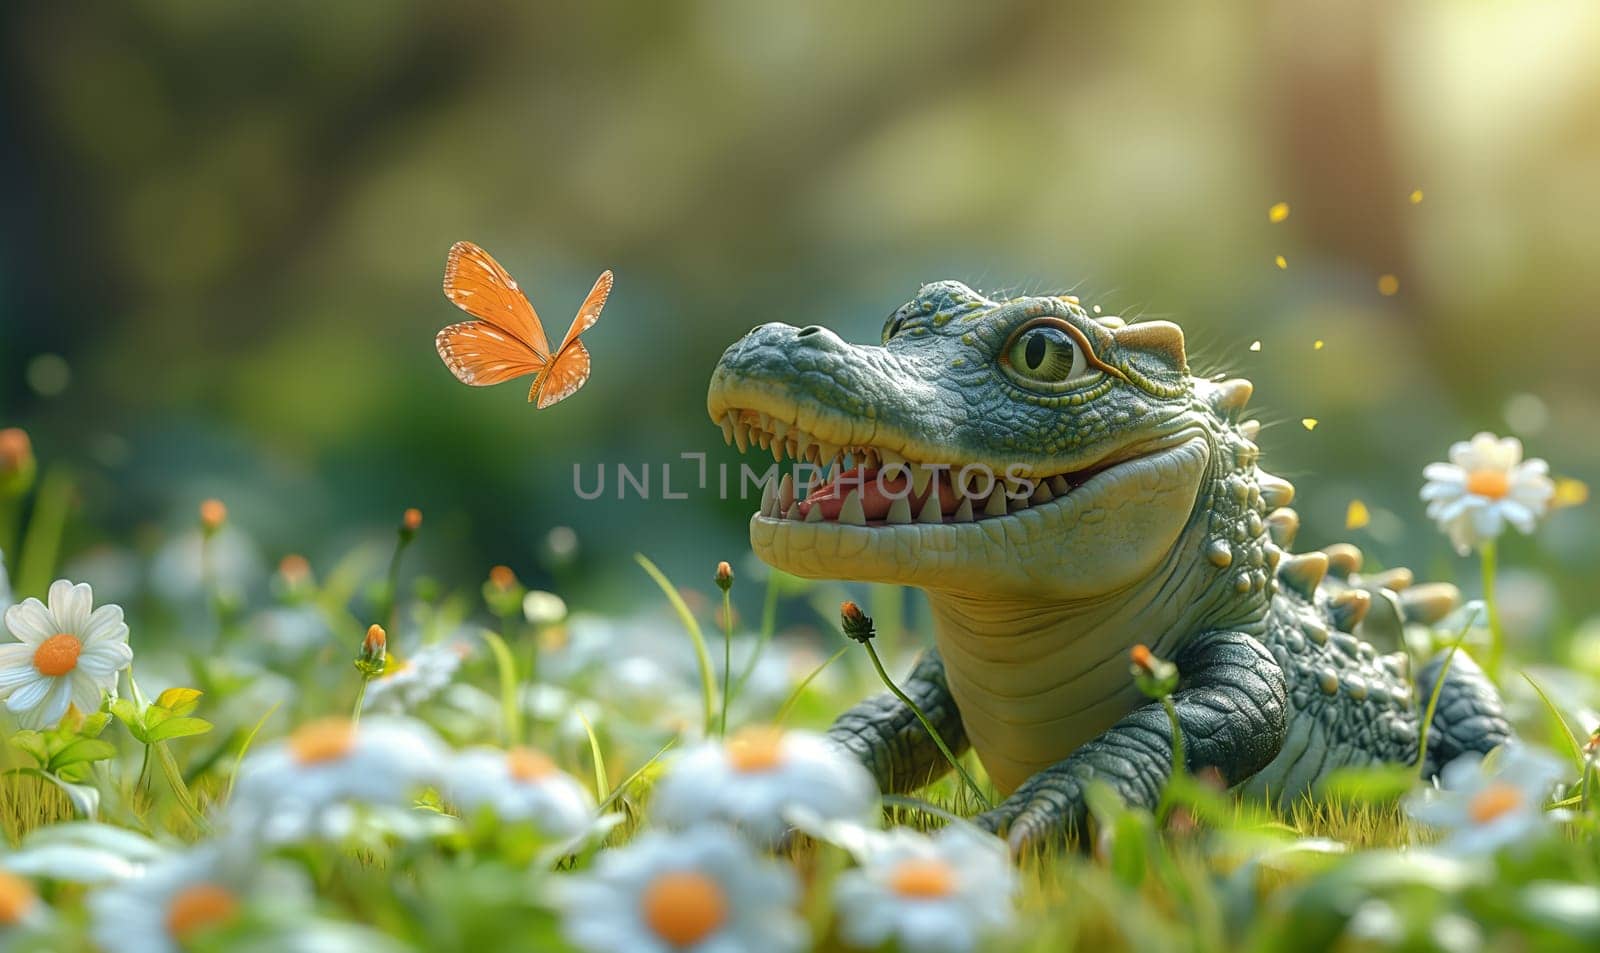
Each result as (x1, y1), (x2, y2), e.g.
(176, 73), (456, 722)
(557, 270), (614, 354)
(436, 321), (551, 387)
(442, 241), (551, 358)
(532, 339), (591, 409)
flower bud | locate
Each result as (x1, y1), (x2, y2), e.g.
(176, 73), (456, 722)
(0, 428), (35, 498)
(356, 623), (388, 677)
(714, 561), (734, 592)
(840, 601), (876, 644)
(1129, 643), (1179, 698)
(399, 507), (423, 543)
(199, 499), (227, 536)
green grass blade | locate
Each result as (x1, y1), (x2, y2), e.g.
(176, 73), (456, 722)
(15, 466), (73, 599)
(598, 739), (676, 813)
(483, 631), (525, 746)
(635, 553), (716, 734)
(1521, 670), (1585, 772)
(223, 702), (282, 806)
(776, 646), (849, 725)
(577, 712), (608, 800)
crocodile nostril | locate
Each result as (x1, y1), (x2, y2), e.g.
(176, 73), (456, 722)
(796, 325), (825, 338)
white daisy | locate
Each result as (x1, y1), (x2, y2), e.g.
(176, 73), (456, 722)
(447, 746), (597, 841)
(1422, 432), (1555, 555)
(557, 827), (807, 953)
(650, 726), (879, 844)
(362, 642), (466, 713)
(0, 580), (132, 728)
(1405, 745), (1568, 855)
(87, 846), (309, 953)
(833, 825), (1018, 953)
(223, 715), (448, 845)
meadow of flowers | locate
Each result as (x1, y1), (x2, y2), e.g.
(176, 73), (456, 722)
(1, 424), (1599, 953)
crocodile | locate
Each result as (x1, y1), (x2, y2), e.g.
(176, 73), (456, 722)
(706, 280), (1512, 852)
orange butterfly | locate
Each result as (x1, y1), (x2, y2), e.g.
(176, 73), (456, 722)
(435, 241), (613, 408)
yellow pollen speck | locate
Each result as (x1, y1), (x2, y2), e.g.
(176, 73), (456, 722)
(1274, 255), (1287, 270)
(1249, 340), (1262, 352)
(1467, 782), (1523, 824)
(641, 871), (728, 946)
(888, 858), (958, 898)
(1409, 189), (1424, 204)
(166, 883), (240, 942)
(0, 870), (37, 925)
(1553, 477), (1589, 508)
(1314, 339), (1325, 350)
(33, 633), (81, 677)
(1378, 274), (1400, 296)
(1345, 500), (1370, 530)
(1302, 418), (1319, 431)
(1268, 202), (1290, 223)
(1466, 470), (1511, 500)
(506, 747), (557, 782)
(289, 719), (357, 765)
(726, 726), (786, 773)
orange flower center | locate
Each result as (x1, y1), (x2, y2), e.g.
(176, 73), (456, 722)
(289, 719), (357, 765)
(888, 858), (958, 898)
(506, 747), (557, 782)
(33, 633), (81, 677)
(1466, 470), (1511, 500)
(726, 726), (786, 773)
(0, 870), (37, 925)
(165, 883), (240, 941)
(1467, 782), (1524, 824)
(640, 870), (727, 946)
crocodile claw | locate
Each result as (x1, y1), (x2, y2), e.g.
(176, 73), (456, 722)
(972, 776), (1088, 858)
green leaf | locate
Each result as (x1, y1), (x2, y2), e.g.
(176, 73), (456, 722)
(109, 698), (149, 744)
(145, 717), (214, 743)
(8, 730), (49, 767)
(78, 711), (112, 738)
(48, 737), (118, 771)
(155, 687), (203, 718)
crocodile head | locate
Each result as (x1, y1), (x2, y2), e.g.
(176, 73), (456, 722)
(707, 281), (1253, 602)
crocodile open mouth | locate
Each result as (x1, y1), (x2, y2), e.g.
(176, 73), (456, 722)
(715, 407), (1123, 527)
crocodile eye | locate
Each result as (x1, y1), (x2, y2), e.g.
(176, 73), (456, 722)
(1002, 324), (1099, 391)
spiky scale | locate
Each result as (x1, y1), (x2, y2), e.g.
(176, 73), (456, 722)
(1266, 508), (1299, 548)
(1212, 378), (1253, 417)
(1323, 543), (1363, 577)
(1277, 551), (1328, 598)
(1259, 473), (1295, 508)
(1364, 567), (1414, 592)
(1399, 583), (1460, 625)
(1330, 589), (1371, 630)
(1239, 419), (1262, 440)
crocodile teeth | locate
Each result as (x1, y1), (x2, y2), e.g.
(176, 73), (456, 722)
(778, 474), (795, 511)
(720, 417), (735, 444)
(1049, 475), (1071, 495)
(879, 448), (905, 468)
(784, 502), (801, 520)
(838, 489), (866, 526)
(805, 502), (823, 523)
(983, 491), (1008, 518)
(911, 465), (934, 498)
(886, 496), (912, 524)
(1030, 481), (1054, 505)
(733, 423), (749, 453)
(760, 478), (778, 517)
(952, 497), (974, 522)
(916, 493), (943, 524)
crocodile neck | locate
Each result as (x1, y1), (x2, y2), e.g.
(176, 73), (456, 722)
(921, 443), (1271, 794)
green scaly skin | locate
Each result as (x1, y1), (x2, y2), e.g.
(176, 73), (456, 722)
(707, 281), (1512, 854)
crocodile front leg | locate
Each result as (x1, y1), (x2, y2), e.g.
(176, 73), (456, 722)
(975, 631), (1287, 854)
(826, 648), (969, 794)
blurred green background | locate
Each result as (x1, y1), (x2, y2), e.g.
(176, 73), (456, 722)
(2, 1), (1598, 631)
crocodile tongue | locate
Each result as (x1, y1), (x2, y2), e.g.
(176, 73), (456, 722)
(796, 466), (961, 521)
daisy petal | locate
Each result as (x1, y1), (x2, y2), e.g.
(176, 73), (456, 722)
(80, 605), (128, 648)
(6, 676), (54, 714)
(4, 599), (57, 645)
(69, 671), (104, 713)
(23, 679), (73, 729)
(48, 581), (93, 636)
(76, 642), (132, 678)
